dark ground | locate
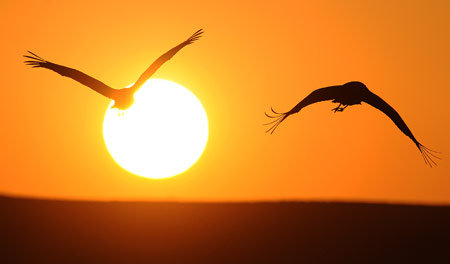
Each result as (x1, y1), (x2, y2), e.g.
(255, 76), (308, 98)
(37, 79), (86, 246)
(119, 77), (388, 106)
(1, 195), (449, 263)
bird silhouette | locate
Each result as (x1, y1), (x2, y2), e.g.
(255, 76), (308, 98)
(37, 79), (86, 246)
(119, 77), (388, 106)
(24, 29), (204, 110)
(265, 81), (439, 167)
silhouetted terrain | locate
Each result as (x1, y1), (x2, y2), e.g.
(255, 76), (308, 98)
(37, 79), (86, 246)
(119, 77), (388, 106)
(1, 196), (449, 263)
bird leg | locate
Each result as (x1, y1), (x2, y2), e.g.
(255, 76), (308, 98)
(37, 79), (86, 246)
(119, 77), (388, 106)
(331, 103), (342, 113)
(331, 104), (348, 113)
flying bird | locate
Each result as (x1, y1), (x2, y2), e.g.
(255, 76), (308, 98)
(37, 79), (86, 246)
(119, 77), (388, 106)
(265, 81), (439, 166)
(24, 29), (204, 110)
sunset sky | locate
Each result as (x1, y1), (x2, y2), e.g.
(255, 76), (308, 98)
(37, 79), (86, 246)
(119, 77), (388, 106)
(1, 0), (449, 203)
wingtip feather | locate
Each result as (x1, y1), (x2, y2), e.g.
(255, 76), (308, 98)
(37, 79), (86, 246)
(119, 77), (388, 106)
(186, 29), (204, 44)
(23, 51), (46, 67)
(263, 107), (291, 134)
(418, 143), (440, 168)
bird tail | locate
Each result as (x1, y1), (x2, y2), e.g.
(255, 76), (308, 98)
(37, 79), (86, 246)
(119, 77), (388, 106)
(24, 51), (47, 68)
(264, 107), (293, 134)
(417, 143), (440, 167)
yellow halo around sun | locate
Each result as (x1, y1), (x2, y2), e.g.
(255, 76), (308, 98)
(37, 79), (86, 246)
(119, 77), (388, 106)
(103, 79), (208, 179)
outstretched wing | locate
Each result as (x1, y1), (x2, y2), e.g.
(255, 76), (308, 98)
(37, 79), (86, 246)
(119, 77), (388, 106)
(129, 29), (204, 92)
(264, 85), (341, 134)
(363, 91), (439, 167)
(24, 51), (115, 99)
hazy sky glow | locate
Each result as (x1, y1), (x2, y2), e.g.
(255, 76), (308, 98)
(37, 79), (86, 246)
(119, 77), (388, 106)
(1, 0), (449, 203)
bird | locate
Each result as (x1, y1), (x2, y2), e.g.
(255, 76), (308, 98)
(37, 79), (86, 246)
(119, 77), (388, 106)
(264, 81), (439, 167)
(24, 29), (204, 110)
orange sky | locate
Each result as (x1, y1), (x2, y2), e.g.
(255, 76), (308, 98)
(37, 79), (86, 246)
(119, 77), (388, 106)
(1, 0), (449, 203)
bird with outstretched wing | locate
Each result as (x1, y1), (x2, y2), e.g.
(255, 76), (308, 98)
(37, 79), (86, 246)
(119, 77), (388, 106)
(24, 29), (204, 110)
(265, 81), (440, 167)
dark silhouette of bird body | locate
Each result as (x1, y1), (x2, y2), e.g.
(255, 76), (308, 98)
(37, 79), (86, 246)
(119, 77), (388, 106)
(24, 29), (204, 110)
(265, 81), (439, 166)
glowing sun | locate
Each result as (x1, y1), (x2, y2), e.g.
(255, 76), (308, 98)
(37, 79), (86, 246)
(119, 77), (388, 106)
(103, 79), (208, 179)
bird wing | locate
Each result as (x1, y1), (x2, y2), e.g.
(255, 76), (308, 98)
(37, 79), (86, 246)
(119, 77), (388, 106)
(129, 29), (204, 92)
(264, 85), (341, 134)
(24, 51), (115, 99)
(362, 91), (439, 166)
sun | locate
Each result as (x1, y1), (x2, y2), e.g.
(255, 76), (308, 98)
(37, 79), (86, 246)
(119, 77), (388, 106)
(102, 79), (208, 179)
